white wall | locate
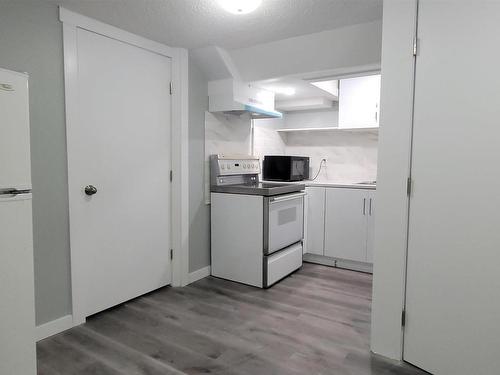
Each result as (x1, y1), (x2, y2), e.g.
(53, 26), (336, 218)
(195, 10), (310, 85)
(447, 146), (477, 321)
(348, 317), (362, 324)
(190, 46), (241, 81)
(252, 118), (287, 159)
(285, 130), (378, 183)
(370, 0), (417, 360)
(230, 20), (382, 81)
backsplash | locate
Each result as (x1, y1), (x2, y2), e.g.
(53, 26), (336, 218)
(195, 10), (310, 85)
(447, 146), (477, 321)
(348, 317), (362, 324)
(284, 130), (378, 183)
(253, 118), (378, 184)
(253, 119), (286, 156)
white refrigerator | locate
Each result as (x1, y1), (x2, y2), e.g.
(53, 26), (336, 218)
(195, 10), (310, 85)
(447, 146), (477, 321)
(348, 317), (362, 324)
(0, 68), (37, 374)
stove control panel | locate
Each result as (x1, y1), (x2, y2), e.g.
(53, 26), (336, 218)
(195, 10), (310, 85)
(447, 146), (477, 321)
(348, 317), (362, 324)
(210, 154), (261, 186)
(218, 159), (260, 175)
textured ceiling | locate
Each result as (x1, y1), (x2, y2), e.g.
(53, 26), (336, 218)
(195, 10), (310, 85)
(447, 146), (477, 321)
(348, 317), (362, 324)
(45, 0), (382, 49)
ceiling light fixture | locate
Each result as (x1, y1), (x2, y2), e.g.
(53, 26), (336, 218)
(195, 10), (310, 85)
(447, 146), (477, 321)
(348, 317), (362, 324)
(217, 0), (262, 15)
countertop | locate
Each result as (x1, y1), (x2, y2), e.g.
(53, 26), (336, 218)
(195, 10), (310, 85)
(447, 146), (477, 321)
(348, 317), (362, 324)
(262, 180), (376, 190)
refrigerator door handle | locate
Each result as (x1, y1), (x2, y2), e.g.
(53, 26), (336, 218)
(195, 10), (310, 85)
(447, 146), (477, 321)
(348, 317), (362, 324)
(0, 188), (32, 196)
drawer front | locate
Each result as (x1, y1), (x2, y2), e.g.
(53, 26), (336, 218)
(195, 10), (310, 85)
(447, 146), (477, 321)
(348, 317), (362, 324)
(265, 193), (305, 254)
(265, 242), (303, 287)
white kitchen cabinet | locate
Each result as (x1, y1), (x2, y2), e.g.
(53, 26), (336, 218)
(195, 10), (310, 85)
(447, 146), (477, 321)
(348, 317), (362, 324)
(304, 186), (375, 266)
(339, 74), (381, 128)
(324, 189), (368, 262)
(304, 187), (326, 255)
(365, 190), (376, 263)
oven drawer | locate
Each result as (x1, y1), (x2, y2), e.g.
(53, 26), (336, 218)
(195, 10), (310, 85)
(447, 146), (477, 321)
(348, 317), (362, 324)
(265, 242), (303, 287)
(264, 192), (305, 255)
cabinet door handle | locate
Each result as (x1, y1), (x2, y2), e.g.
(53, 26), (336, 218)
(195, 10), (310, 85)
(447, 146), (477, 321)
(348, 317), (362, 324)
(369, 198), (372, 216)
(363, 198), (366, 215)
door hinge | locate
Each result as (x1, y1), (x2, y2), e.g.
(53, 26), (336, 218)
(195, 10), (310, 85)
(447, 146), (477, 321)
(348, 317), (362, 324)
(169, 81), (173, 95)
(407, 177), (412, 196)
(170, 170), (173, 182)
(170, 249), (173, 260)
(401, 309), (406, 327)
(413, 37), (418, 56)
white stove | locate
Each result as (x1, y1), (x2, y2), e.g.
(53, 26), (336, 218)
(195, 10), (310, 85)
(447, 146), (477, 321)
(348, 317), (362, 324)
(210, 154), (304, 288)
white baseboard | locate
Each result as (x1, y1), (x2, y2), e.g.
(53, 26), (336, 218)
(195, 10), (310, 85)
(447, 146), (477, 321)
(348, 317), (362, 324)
(188, 265), (211, 284)
(36, 314), (74, 341)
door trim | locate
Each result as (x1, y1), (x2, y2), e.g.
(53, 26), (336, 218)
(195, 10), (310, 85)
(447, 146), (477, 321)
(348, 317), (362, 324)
(60, 7), (190, 326)
(401, 0), (420, 362)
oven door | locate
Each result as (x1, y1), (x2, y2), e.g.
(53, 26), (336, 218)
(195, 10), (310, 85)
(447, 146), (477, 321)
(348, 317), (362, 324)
(264, 192), (305, 255)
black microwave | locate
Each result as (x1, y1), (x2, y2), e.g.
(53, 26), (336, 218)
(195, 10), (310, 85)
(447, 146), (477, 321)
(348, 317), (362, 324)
(263, 156), (310, 182)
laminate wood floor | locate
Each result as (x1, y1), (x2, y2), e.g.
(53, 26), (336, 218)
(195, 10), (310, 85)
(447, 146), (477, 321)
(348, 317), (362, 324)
(37, 263), (427, 375)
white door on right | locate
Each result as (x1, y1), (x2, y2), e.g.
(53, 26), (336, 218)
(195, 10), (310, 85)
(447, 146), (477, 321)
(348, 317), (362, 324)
(404, 2), (500, 374)
(68, 28), (172, 323)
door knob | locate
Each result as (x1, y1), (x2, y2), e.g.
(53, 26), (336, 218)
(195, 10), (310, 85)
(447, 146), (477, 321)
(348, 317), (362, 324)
(84, 185), (97, 196)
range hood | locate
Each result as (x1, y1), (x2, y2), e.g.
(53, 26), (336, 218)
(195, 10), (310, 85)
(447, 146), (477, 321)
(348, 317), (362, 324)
(208, 78), (283, 119)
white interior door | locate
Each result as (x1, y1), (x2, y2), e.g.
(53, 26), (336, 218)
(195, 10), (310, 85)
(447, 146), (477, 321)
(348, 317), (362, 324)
(404, 2), (500, 374)
(68, 28), (172, 319)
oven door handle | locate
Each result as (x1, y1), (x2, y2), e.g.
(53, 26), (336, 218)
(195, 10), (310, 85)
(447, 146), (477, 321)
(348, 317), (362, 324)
(269, 191), (306, 203)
